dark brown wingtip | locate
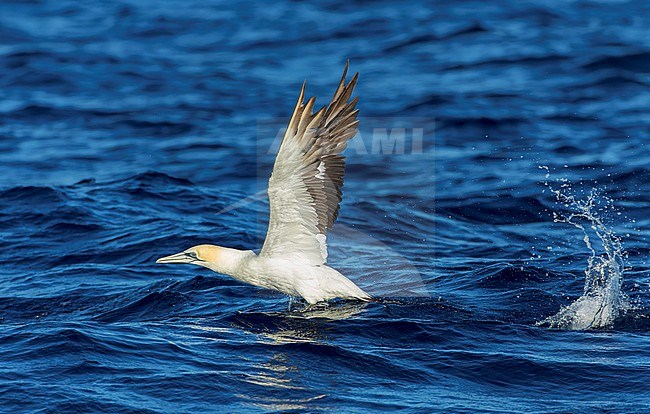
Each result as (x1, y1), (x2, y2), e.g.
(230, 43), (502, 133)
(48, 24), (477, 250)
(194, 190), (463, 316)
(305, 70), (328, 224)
(347, 71), (359, 93)
(299, 80), (307, 102)
(342, 59), (359, 92)
(336, 71), (359, 106)
(279, 79), (309, 154)
(332, 61), (352, 102)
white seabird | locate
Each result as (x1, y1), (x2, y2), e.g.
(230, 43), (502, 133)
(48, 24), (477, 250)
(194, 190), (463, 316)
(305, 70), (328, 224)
(157, 63), (371, 305)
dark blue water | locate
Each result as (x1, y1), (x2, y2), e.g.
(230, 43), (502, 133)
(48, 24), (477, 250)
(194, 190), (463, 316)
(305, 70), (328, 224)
(1, 0), (649, 412)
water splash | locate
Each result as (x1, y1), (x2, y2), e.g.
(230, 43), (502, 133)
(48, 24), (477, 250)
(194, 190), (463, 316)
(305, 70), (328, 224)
(537, 166), (628, 330)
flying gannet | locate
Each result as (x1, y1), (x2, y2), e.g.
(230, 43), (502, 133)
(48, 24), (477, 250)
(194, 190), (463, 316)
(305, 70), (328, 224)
(157, 63), (371, 305)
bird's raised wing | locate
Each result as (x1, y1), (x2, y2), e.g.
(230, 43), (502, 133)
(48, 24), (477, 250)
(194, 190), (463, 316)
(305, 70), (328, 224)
(260, 64), (359, 265)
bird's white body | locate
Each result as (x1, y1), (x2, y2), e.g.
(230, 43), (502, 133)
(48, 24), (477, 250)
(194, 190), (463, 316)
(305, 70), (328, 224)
(200, 248), (368, 304)
(157, 64), (370, 305)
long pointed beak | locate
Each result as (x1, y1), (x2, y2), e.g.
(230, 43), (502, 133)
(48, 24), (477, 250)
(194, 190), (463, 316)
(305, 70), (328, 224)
(156, 252), (192, 264)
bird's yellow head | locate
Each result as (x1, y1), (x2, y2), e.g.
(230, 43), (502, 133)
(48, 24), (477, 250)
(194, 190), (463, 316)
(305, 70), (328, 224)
(156, 244), (223, 266)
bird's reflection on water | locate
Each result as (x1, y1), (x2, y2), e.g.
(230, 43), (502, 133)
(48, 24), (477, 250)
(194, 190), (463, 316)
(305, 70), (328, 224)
(231, 300), (370, 345)
(227, 300), (369, 411)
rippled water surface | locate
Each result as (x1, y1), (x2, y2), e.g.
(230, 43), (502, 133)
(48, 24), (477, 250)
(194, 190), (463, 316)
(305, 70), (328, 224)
(1, 1), (649, 412)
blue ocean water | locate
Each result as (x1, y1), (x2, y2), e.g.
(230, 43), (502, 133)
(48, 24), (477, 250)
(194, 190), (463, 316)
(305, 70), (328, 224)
(1, 0), (649, 412)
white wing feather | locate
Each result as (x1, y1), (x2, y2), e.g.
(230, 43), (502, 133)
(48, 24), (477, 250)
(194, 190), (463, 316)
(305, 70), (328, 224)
(261, 64), (359, 265)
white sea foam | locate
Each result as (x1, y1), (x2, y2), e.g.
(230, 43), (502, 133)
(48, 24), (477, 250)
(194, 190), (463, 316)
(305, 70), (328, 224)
(537, 166), (628, 330)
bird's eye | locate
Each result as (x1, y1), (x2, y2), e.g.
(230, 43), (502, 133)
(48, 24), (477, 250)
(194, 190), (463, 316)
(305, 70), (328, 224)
(187, 252), (198, 259)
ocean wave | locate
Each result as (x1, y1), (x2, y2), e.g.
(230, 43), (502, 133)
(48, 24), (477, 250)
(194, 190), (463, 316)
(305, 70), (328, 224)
(583, 52), (650, 73)
(1, 0), (649, 411)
